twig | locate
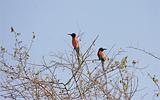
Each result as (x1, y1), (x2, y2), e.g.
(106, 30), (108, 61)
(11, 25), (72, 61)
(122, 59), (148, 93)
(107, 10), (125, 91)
(128, 46), (160, 61)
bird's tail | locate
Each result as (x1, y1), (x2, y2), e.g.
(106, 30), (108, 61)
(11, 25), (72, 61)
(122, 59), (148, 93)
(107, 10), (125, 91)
(75, 48), (81, 64)
(101, 60), (104, 68)
(75, 48), (80, 56)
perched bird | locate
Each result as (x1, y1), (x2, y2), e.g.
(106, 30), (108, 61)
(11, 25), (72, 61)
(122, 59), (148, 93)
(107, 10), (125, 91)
(97, 48), (109, 62)
(68, 33), (80, 56)
(98, 48), (109, 85)
(66, 33), (81, 84)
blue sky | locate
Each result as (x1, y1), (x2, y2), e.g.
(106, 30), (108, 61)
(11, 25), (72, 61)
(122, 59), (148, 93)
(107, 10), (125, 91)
(1, 0), (160, 99)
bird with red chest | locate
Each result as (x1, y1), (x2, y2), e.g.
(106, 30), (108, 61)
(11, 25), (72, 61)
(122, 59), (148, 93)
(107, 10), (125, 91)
(68, 33), (80, 56)
(97, 48), (109, 62)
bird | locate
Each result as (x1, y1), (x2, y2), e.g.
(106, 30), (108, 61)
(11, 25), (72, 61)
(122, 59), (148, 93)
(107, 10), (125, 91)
(68, 33), (80, 56)
(97, 48), (109, 62)
(66, 33), (81, 85)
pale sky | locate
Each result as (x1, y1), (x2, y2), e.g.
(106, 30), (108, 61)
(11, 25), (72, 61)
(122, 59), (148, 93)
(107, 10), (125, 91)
(1, 0), (160, 99)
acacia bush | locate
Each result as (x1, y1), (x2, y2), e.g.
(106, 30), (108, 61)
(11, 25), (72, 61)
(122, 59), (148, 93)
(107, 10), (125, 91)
(0, 27), (157, 100)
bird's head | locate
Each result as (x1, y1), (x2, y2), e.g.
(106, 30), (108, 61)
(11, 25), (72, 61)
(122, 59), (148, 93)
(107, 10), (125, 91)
(99, 48), (107, 51)
(68, 33), (76, 38)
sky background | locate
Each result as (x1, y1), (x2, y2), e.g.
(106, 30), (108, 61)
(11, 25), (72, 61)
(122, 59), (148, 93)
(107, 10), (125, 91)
(0, 0), (160, 99)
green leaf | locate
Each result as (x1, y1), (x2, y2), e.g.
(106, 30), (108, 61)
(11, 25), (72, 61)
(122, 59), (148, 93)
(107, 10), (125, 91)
(45, 76), (49, 81)
(118, 48), (122, 52)
(115, 61), (120, 65)
(110, 64), (115, 68)
(35, 70), (40, 75)
(124, 83), (128, 91)
(120, 56), (128, 69)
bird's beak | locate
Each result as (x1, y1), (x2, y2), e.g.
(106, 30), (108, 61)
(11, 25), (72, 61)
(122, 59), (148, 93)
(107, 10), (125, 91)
(103, 48), (107, 50)
(68, 34), (72, 36)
